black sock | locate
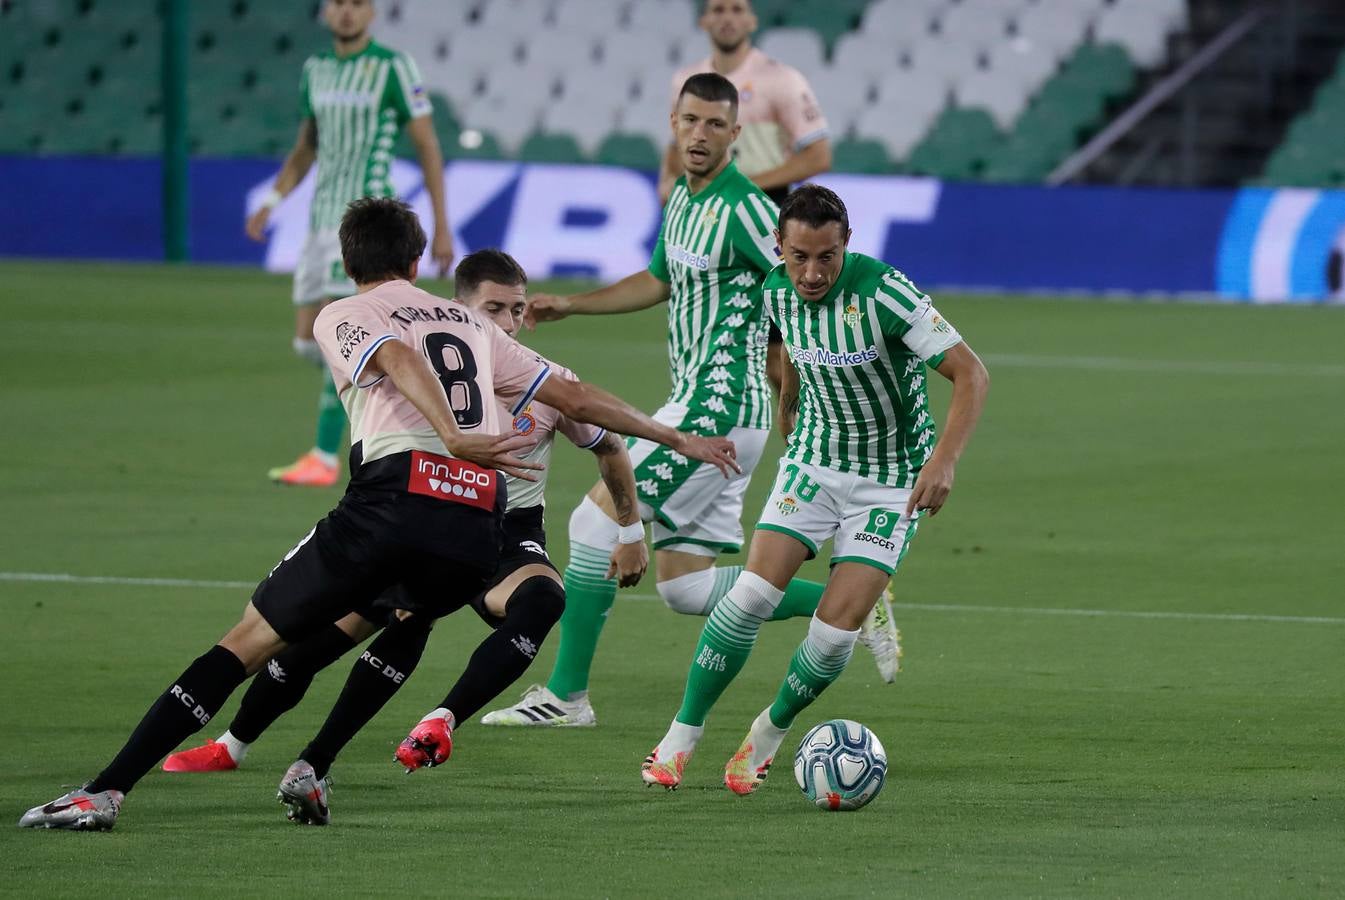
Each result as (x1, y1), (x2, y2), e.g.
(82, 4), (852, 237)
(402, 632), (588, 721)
(88, 645), (247, 794)
(300, 616), (433, 778)
(228, 623), (359, 744)
(441, 576), (565, 725)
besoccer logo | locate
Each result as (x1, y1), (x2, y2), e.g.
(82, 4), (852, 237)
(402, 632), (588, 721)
(864, 509), (899, 539)
(777, 496), (799, 517)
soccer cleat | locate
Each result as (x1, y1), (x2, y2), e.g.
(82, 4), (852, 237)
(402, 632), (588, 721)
(162, 738), (238, 773)
(18, 787), (123, 831)
(724, 709), (790, 796)
(480, 684), (596, 727)
(267, 451), (338, 487)
(858, 587), (902, 683)
(395, 710), (453, 773)
(640, 747), (691, 791)
(276, 760), (331, 826)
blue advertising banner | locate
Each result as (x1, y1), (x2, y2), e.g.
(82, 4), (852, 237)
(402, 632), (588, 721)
(1, 154), (1339, 302)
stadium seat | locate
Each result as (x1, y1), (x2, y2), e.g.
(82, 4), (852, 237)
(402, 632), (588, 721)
(601, 32), (676, 82)
(860, 0), (941, 39)
(538, 95), (622, 156)
(988, 42), (1061, 97)
(625, 0), (698, 36)
(551, 0), (629, 32)
(830, 31), (905, 84)
(757, 28), (826, 74)
(1013, 3), (1094, 61)
(809, 65), (876, 135)
(1093, 6), (1176, 69)
(829, 137), (891, 174)
(1068, 43), (1137, 98)
(853, 100), (941, 163)
(905, 40), (984, 90)
(595, 131), (662, 170)
(935, 4), (1013, 53)
(905, 107), (1002, 179)
(518, 131), (588, 164)
(781, 1), (868, 53)
(618, 97), (675, 152)
(955, 69), (1030, 130)
(457, 95), (543, 155)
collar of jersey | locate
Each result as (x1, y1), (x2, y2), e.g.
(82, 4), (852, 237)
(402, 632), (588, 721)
(684, 159), (739, 201)
(329, 39), (380, 62)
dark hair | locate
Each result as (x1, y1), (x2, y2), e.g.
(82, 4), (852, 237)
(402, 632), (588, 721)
(778, 184), (849, 238)
(678, 72), (738, 111)
(338, 197), (427, 284)
(454, 248), (528, 298)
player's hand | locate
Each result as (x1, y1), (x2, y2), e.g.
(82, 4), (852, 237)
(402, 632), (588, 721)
(606, 539), (649, 588)
(905, 455), (955, 518)
(431, 230), (455, 277)
(245, 206), (272, 242)
(445, 432), (543, 482)
(676, 433), (740, 478)
(525, 293), (572, 329)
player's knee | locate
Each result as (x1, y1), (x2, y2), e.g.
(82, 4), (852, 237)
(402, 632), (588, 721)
(505, 576), (566, 630)
(568, 496), (620, 548)
(656, 568), (715, 616)
(291, 337), (323, 365)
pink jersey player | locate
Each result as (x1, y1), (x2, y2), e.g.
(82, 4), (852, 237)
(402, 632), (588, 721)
(672, 47), (829, 181)
(499, 362), (606, 512)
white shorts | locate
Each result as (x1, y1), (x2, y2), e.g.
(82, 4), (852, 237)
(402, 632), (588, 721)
(293, 229), (355, 305)
(626, 402), (769, 555)
(755, 458), (920, 575)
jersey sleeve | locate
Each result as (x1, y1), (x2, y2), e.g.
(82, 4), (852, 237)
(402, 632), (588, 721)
(873, 268), (962, 362)
(314, 298), (399, 390)
(647, 207), (672, 282)
(773, 65), (830, 151)
(548, 362), (607, 450)
(731, 192), (783, 275)
(489, 322), (553, 416)
(387, 51), (433, 125)
(299, 59), (314, 120)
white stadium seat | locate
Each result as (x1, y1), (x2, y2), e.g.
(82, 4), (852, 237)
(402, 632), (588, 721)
(539, 95), (622, 155)
(458, 95), (546, 154)
(550, 0), (629, 32)
(861, 0), (943, 38)
(618, 95), (676, 150)
(853, 100), (940, 161)
(1094, 6), (1177, 68)
(954, 68), (1029, 129)
(988, 41), (1061, 96)
(757, 28), (827, 76)
(625, 0), (698, 36)
(904, 41), (984, 90)
(600, 32), (675, 82)
(936, 4), (1014, 52)
(1109, 0), (1189, 31)
(831, 31), (907, 84)
(808, 65), (876, 135)
(523, 26), (603, 69)
(1012, 4), (1093, 61)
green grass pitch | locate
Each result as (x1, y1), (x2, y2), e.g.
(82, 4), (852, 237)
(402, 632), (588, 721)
(0, 260), (1341, 897)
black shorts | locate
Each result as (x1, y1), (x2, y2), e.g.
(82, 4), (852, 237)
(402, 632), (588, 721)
(252, 445), (506, 643)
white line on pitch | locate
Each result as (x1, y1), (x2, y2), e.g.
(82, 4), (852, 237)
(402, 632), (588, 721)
(981, 353), (1345, 378)
(3, 571), (1341, 626)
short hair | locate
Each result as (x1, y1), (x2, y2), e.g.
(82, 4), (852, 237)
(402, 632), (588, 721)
(338, 197), (426, 284)
(701, 0), (754, 13)
(778, 184), (850, 239)
(678, 72), (738, 112)
(454, 248), (528, 298)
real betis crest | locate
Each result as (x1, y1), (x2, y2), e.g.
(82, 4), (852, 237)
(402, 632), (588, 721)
(842, 302), (861, 326)
(701, 207), (719, 228)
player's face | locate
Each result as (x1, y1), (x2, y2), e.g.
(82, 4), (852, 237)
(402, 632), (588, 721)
(459, 281), (527, 338)
(776, 220), (851, 301)
(700, 0), (757, 54)
(672, 94), (740, 177)
(324, 0), (374, 41)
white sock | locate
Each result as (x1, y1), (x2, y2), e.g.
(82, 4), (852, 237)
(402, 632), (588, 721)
(310, 448), (338, 467)
(660, 719), (705, 755)
(216, 730), (250, 764)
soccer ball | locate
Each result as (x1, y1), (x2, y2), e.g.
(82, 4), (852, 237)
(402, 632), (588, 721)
(793, 719), (887, 812)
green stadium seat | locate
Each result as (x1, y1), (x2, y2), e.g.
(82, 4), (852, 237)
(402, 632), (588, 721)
(1069, 43), (1137, 98)
(595, 132), (661, 170)
(830, 138), (890, 174)
(782, 3), (867, 55)
(518, 132), (588, 164)
(905, 109), (1003, 180)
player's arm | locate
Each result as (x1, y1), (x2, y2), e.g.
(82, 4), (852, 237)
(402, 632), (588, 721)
(405, 116), (453, 275)
(366, 340), (541, 480)
(246, 118), (318, 241)
(534, 378), (740, 477)
(527, 270), (671, 326)
(907, 342), (989, 518)
(589, 432), (648, 587)
(778, 348), (802, 439)
(749, 138), (832, 193)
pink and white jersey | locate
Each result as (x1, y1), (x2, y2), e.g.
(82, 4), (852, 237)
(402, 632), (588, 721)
(314, 280), (551, 465)
(500, 362), (606, 511)
(672, 48), (829, 177)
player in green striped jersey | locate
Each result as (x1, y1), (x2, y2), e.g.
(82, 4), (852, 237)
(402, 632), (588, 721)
(246, 0), (454, 488)
(642, 184), (990, 792)
(483, 75), (895, 730)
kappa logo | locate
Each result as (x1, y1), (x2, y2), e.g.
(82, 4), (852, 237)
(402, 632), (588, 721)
(335, 321), (371, 360)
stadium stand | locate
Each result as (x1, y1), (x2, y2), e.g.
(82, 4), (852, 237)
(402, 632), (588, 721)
(0, 0), (1207, 184)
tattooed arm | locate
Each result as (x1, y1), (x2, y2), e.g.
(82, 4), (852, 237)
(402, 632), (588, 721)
(591, 431), (648, 587)
(778, 351), (802, 440)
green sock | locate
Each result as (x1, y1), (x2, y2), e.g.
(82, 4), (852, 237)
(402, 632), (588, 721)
(546, 543), (616, 700)
(675, 593), (767, 726)
(314, 371), (344, 456)
(772, 578), (824, 620)
(768, 622), (855, 730)
(700, 567), (821, 621)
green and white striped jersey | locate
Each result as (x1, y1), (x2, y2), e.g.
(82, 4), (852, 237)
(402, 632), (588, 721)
(765, 252), (963, 488)
(299, 40), (431, 231)
(648, 161), (780, 432)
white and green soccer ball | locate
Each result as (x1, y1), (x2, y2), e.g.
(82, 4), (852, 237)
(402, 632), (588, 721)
(793, 719), (887, 812)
